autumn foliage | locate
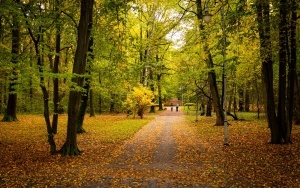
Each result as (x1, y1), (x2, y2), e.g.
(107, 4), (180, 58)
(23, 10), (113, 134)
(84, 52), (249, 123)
(125, 84), (154, 119)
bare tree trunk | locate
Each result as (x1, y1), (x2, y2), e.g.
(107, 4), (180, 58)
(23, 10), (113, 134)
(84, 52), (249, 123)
(60, 0), (94, 156)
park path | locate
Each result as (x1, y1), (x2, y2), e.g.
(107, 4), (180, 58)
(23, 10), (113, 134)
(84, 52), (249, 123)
(89, 107), (210, 187)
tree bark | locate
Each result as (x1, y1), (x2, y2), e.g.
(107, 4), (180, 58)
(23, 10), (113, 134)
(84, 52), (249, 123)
(76, 80), (89, 134)
(157, 74), (163, 110)
(2, 0), (20, 122)
(110, 93), (115, 113)
(52, 0), (61, 134)
(294, 74), (300, 124)
(278, 0), (290, 143)
(89, 88), (95, 117)
(256, 0), (280, 143)
(98, 73), (102, 114)
(207, 53), (224, 125)
(149, 67), (155, 113)
(77, 37), (94, 133)
(206, 98), (212, 117)
(196, 0), (224, 125)
(60, 0), (94, 156)
(245, 87), (250, 112)
(287, 0), (298, 130)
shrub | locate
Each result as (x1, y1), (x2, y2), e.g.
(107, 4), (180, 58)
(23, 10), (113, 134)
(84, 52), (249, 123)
(125, 85), (154, 119)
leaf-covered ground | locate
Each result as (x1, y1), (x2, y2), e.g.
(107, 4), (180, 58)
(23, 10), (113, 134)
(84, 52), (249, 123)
(0, 110), (300, 187)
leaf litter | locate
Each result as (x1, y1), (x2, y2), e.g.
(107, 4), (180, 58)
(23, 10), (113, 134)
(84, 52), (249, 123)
(0, 112), (300, 187)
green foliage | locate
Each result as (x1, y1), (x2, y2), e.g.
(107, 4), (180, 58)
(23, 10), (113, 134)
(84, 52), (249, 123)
(125, 84), (154, 119)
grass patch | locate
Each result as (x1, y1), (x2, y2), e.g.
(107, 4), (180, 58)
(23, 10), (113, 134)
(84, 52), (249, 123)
(83, 115), (153, 143)
(0, 114), (153, 145)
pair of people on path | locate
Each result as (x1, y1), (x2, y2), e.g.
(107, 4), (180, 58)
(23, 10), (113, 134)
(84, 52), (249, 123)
(171, 103), (179, 112)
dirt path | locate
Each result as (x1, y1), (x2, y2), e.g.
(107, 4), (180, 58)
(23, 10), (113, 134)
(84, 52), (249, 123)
(95, 107), (209, 187)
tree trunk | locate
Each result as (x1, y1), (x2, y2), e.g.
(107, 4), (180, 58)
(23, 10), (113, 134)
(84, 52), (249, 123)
(98, 73), (102, 114)
(207, 52), (224, 125)
(157, 74), (163, 110)
(60, 0), (94, 156)
(238, 88), (244, 111)
(294, 74), (300, 124)
(256, 0), (280, 143)
(149, 67), (155, 113)
(196, 0), (224, 126)
(34, 36), (57, 154)
(2, 0), (20, 122)
(227, 92), (233, 113)
(98, 94), (102, 114)
(200, 103), (205, 116)
(0, 83), (3, 113)
(52, 0), (61, 134)
(76, 81), (89, 134)
(287, 0), (298, 129)
(77, 37), (94, 133)
(277, 0), (290, 143)
(90, 89), (95, 117)
(110, 93), (115, 113)
(245, 87), (250, 112)
(29, 51), (34, 110)
(206, 99), (212, 117)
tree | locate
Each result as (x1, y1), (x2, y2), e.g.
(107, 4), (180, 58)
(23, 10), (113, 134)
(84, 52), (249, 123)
(287, 0), (298, 126)
(2, 0), (21, 122)
(256, 0), (279, 143)
(195, 0), (224, 126)
(125, 84), (154, 119)
(255, 0), (298, 143)
(77, 37), (94, 134)
(22, 0), (65, 154)
(51, 0), (62, 134)
(60, 0), (94, 155)
(277, 0), (289, 143)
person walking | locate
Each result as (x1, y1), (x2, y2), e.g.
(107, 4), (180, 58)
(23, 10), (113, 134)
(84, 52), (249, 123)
(171, 103), (173, 111)
(176, 104), (179, 112)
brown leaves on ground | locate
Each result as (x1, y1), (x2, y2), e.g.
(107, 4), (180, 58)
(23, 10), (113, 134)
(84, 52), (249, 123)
(189, 115), (300, 187)
(0, 113), (300, 187)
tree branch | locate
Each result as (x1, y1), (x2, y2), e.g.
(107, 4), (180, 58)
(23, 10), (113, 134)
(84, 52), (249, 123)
(194, 80), (212, 100)
(61, 10), (78, 28)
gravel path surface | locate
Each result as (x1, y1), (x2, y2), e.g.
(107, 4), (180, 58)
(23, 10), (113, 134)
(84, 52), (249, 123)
(100, 107), (210, 187)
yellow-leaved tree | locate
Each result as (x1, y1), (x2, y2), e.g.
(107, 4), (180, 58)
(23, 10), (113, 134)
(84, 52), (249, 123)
(125, 85), (154, 119)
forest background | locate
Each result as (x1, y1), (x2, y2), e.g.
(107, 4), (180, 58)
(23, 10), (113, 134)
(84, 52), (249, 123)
(0, 0), (300, 154)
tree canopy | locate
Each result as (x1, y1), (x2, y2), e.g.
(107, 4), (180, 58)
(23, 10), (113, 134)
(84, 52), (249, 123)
(0, 0), (299, 154)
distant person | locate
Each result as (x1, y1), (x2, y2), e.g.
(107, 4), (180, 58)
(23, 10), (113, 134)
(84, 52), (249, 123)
(171, 103), (173, 111)
(176, 104), (179, 112)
